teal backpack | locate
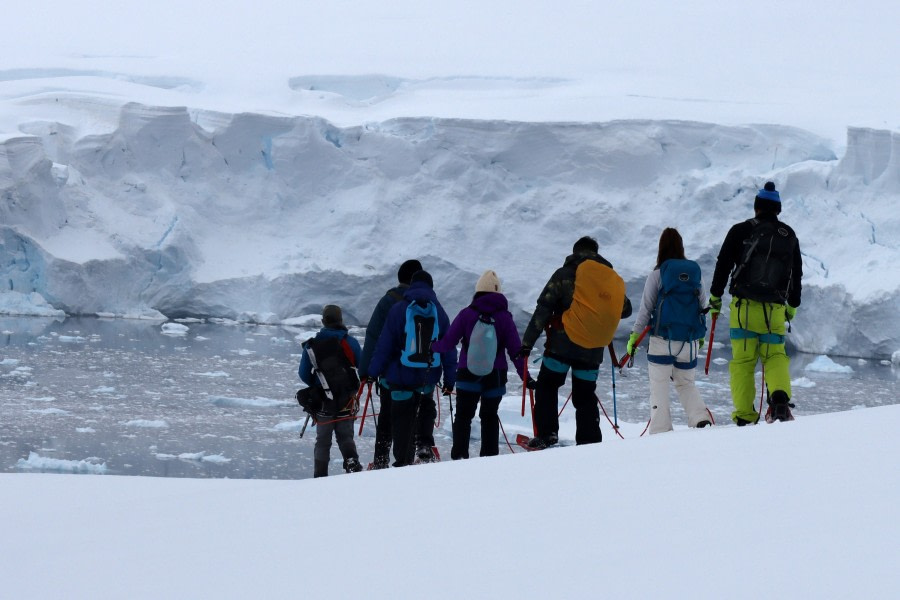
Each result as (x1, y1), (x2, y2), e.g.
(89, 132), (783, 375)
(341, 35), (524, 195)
(400, 300), (441, 368)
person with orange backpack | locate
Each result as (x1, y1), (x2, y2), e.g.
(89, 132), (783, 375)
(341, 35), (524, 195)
(517, 236), (632, 448)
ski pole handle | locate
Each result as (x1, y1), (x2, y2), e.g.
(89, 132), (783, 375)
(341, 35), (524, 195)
(618, 325), (650, 369)
(705, 313), (718, 375)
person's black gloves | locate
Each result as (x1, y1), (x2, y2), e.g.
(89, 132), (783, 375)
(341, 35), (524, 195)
(525, 377), (537, 391)
(514, 344), (532, 362)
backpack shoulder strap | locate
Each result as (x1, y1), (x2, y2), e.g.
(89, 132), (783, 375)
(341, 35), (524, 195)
(339, 336), (357, 366)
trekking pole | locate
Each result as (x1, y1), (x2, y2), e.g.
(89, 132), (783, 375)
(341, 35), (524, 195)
(520, 355), (529, 417)
(618, 325), (650, 370)
(607, 344), (620, 432)
(357, 381), (373, 436)
(498, 416), (516, 453)
(705, 313), (718, 375)
(298, 414), (312, 439)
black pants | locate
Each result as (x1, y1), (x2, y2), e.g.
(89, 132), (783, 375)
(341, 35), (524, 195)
(534, 358), (602, 445)
(390, 391), (436, 467)
(372, 387), (392, 469)
(452, 392), (502, 459)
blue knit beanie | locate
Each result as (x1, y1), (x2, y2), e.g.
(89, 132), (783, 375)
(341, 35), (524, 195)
(756, 181), (781, 203)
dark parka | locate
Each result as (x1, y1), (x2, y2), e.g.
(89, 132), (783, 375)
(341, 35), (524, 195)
(710, 213), (802, 308)
(366, 281), (458, 390)
(522, 251), (633, 365)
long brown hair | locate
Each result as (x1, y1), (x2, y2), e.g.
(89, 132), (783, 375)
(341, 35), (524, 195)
(656, 228), (686, 268)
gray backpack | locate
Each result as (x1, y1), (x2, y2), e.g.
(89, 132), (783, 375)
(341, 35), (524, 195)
(467, 314), (498, 376)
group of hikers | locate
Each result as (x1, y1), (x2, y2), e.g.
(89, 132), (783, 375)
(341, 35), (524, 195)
(297, 182), (802, 477)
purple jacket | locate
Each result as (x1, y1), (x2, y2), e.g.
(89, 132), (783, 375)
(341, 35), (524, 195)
(432, 292), (527, 380)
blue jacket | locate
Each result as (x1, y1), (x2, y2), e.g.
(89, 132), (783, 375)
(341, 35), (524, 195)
(298, 326), (362, 386)
(366, 282), (458, 390)
(359, 284), (408, 378)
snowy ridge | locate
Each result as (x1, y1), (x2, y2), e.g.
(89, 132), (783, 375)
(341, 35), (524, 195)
(1, 105), (899, 357)
(3, 405), (899, 599)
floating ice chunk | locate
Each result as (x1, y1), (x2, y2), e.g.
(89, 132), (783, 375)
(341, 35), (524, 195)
(805, 355), (853, 373)
(123, 419), (168, 428)
(28, 408), (69, 415)
(791, 377), (816, 388)
(16, 452), (107, 474)
(202, 454), (231, 464)
(59, 335), (87, 343)
(273, 420), (306, 432)
(713, 357), (729, 365)
(210, 396), (291, 408)
(161, 322), (189, 336)
(192, 371), (230, 378)
(892, 350), (900, 366)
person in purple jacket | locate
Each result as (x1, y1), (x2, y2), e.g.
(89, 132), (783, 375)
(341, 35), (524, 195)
(432, 270), (533, 459)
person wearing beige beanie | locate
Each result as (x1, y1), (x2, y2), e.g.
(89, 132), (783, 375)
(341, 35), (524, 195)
(475, 270), (502, 293)
(432, 270), (532, 459)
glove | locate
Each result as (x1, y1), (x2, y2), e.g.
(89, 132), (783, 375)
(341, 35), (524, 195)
(525, 376), (537, 391)
(698, 337), (705, 349)
(514, 344), (532, 362)
(709, 295), (722, 315)
(626, 332), (640, 355)
(785, 305), (797, 321)
(441, 385), (454, 397)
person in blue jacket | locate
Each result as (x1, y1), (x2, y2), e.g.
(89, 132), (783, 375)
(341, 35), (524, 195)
(367, 270), (457, 466)
(298, 305), (363, 477)
(358, 259), (422, 469)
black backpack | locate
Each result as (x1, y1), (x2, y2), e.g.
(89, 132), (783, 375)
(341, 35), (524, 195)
(296, 336), (360, 417)
(729, 218), (797, 303)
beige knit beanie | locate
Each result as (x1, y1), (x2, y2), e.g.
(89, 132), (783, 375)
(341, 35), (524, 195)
(475, 270), (501, 293)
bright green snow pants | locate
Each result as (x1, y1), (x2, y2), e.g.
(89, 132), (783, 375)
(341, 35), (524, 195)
(728, 297), (792, 423)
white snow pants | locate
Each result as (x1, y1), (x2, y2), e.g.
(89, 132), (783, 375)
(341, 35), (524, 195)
(647, 336), (709, 434)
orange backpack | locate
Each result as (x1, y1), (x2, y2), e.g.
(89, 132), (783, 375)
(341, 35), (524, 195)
(561, 260), (625, 348)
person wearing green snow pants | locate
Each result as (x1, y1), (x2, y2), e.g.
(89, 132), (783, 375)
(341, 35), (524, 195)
(708, 182), (803, 425)
(728, 297), (791, 423)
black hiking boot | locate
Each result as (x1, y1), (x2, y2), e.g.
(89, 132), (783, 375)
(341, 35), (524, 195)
(527, 433), (558, 450)
(735, 417), (753, 427)
(696, 420), (711, 428)
(416, 446), (436, 463)
(767, 391), (795, 423)
(343, 457), (362, 473)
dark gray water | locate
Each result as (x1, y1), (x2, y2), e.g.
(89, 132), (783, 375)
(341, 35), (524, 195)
(2, 316), (897, 479)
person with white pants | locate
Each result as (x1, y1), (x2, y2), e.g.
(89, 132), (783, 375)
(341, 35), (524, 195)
(645, 336), (710, 433)
(628, 228), (712, 434)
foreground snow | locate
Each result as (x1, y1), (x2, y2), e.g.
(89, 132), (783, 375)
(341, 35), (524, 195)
(3, 405), (898, 599)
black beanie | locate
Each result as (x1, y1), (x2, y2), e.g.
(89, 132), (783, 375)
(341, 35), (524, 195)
(397, 259), (423, 284)
(410, 270), (434, 289)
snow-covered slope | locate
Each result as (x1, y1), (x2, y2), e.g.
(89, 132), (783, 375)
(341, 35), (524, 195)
(1, 1), (899, 358)
(3, 405), (899, 599)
